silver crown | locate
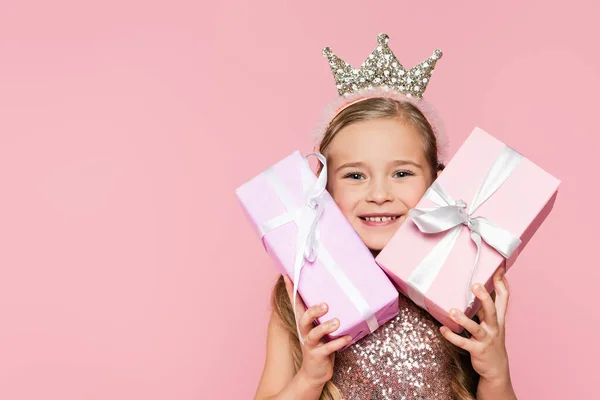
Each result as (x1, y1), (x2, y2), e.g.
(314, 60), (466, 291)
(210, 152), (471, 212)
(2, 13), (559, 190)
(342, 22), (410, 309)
(322, 33), (442, 99)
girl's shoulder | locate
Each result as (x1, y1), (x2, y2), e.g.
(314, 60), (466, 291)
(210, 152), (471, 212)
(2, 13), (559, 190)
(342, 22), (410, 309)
(254, 310), (297, 399)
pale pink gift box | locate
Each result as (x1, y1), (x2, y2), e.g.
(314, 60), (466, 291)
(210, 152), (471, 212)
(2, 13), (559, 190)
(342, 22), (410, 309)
(236, 151), (399, 348)
(376, 127), (560, 333)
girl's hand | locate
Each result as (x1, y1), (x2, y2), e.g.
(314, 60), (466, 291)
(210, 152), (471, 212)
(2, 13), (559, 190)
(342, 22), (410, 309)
(439, 263), (513, 384)
(283, 275), (352, 388)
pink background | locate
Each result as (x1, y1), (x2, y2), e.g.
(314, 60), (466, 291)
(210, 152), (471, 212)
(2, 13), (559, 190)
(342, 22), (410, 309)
(0, 1), (597, 399)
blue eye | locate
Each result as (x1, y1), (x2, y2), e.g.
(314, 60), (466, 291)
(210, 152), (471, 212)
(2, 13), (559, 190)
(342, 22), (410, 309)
(394, 170), (414, 178)
(344, 172), (365, 180)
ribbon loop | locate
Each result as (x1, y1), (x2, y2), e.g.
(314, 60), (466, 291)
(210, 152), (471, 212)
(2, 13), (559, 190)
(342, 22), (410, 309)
(302, 201), (323, 263)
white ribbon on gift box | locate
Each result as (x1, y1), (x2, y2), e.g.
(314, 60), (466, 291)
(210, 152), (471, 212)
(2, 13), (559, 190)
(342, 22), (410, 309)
(406, 146), (524, 311)
(259, 153), (379, 345)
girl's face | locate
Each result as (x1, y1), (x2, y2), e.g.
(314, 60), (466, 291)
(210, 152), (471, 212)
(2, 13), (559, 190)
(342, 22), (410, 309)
(325, 118), (437, 253)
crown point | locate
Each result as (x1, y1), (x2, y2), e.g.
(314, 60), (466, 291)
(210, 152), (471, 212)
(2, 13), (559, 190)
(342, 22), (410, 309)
(377, 33), (389, 45)
(322, 47), (333, 58)
(432, 49), (443, 59)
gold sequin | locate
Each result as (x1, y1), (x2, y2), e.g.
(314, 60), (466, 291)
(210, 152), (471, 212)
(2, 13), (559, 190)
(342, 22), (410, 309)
(332, 293), (454, 399)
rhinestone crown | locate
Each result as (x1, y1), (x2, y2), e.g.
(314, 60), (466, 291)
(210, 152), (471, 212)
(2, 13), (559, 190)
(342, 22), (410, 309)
(322, 33), (443, 99)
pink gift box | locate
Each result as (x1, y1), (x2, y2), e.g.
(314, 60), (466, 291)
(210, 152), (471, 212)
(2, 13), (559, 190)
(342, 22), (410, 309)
(236, 151), (399, 349)
(376, 127), (560, 333)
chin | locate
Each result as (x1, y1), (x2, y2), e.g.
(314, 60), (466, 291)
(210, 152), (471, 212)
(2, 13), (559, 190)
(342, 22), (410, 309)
(362, 236), (392, 253)
(352, 215), (406, 253)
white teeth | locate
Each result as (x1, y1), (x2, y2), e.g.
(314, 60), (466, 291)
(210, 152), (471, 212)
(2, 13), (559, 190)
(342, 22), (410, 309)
(365, 216), (397, 222)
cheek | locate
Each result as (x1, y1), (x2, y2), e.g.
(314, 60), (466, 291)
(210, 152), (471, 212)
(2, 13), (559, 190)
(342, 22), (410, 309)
(396, 180), (430, 208)
(328, 181), (359, 217)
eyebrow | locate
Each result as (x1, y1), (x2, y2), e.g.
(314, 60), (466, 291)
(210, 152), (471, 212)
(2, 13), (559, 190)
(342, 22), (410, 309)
(336, 159), (423, 173)
(390, 159), (423, 169)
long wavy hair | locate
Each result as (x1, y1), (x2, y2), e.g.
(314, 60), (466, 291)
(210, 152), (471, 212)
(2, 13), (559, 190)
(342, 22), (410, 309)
(271, 97), (480, 399)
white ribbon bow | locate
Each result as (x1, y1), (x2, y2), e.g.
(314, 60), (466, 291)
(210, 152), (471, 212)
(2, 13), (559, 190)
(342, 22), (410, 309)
(407, 146), (524, 309)
(260, 153), (378, 344)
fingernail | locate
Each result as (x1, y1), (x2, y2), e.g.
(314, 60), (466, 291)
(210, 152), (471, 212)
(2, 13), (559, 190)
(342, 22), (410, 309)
(330, 318), (339, 327)
(474, 284), (484, 293)
(450, 309), (460, 318)
(319, 303), (327, 311)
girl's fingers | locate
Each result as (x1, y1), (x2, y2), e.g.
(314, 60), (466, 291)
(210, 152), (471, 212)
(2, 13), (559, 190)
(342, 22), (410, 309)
(298, 303), (329, 343)
(449, 308), (487, 341)
(440, 326), (477, 353)
(319, 335), (353, 355)
(283, 275), (332, 345)
(283, 275), (307, 323)
(492, 266), (509, 327)
(503, 274), (510, 292)
(472, 282), (498, 333)
(305, 318), (340, 347)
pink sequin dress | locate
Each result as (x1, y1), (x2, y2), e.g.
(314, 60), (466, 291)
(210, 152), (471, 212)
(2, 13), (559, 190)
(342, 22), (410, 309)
(331, 292), (455, 399)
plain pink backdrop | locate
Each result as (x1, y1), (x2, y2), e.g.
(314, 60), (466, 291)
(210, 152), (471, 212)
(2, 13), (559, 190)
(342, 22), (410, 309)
(0, 1), (597, 399)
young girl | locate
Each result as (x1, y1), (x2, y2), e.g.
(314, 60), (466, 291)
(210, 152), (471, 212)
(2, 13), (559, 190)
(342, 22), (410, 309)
(254, 31), (517, 398)
(253, 94), (518, 400)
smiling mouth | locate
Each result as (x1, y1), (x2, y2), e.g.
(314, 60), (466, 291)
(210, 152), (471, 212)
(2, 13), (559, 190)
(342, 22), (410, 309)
(358, 215), (402, 226)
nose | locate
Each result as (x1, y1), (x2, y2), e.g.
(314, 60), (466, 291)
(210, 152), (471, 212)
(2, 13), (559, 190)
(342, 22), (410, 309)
(366, 177), (394, 205)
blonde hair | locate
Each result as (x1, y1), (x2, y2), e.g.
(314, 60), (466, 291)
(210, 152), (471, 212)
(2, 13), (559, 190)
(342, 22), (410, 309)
(271, 97), (479, 399)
